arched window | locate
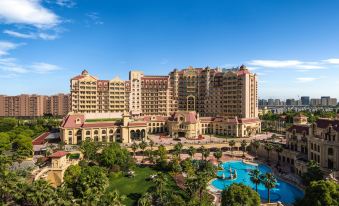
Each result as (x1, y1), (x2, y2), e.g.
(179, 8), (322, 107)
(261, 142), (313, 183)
(86, 131), (90, 135)
(109, 129), (114, 134)
(68, 131), (72, 135)
(94, 130), (99, 135)
(102, 130), (107, 134)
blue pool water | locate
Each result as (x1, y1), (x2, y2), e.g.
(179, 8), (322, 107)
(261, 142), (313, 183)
(211, 161), (304, 205)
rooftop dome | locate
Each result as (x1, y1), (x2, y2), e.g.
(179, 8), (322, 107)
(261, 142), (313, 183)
(81, 69), (89, 75)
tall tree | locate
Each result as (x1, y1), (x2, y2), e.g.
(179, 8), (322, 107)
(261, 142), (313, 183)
(199, 146), (206, 161)
(260, 173), (277, 203)
(249, 169), (261, 192)
(213, 149), (222, 166)
(80, 140), (99, 161)
(229, 140), (236, 156)
(188, 146), (196, 159)
(131, 142), (139, 159)
(294, 180), (339, 206)
(302, 160), (324, 185)
(173, 142), (183, 160)
(139, 141), (148, 162)
(274, 144), (283, 166)
(264, 143), (274, 163)
(221, 183), (260, 206)
(251, 140), (260, 158)
(98, 190), (126, 206)
(240, 140), (248, 157)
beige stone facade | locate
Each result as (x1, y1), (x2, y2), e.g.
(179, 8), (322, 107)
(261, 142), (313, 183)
(277, 114), (339, 175)
(70, 65), (258, 119)
(0, 94), (69, 117)
(60, 111), (261, 144)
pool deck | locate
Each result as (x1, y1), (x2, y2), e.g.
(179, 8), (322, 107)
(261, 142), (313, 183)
(208, 159), (305, 206)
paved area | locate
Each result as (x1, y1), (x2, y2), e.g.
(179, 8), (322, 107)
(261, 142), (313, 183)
(147, 132), (277, 146)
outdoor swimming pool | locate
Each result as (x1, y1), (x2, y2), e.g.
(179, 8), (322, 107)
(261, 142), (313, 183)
(211, 160), (304, 205)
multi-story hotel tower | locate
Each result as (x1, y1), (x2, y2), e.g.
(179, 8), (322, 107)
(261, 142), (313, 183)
(62, 65), (260, 144)
(70, 65), (258, 118)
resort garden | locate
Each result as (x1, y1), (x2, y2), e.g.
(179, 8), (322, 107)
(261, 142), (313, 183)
(0, 117), (338, 206)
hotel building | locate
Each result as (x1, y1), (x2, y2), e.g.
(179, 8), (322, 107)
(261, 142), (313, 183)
(61, 65), (261, 143)
(70, 65), (258, 118)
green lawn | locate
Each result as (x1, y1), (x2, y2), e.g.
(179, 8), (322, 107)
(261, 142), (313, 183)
(107, 166), (157, 206)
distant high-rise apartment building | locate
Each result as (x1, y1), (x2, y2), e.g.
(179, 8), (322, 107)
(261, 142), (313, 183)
(45, 94), (70, 116)
(286, 99), (295, 106)
(0, 94), (70, 117)
(70, 65), (258, 118)
(301, 96), (310, 105)
(267, 99), (274, 106)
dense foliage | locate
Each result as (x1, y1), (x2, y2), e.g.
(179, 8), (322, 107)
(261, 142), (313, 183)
(221, 183), (260, 206)
(294, 180), (339, 206)
(302, 160), (324, 185)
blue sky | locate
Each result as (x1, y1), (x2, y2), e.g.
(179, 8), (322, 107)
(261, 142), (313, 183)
(0, 0), (339, 99)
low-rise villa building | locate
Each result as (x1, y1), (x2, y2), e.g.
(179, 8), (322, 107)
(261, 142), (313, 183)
(60, 111), (261, 144)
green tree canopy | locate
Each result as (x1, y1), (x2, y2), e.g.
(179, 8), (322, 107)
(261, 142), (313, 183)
(98, 143), (134, 171)
(302, 160), (324, 185)
(221, 183), (260, 206)
(295, 180), (339, 206)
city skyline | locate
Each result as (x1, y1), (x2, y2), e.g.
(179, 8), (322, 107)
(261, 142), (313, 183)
(0, 0), (339, 99)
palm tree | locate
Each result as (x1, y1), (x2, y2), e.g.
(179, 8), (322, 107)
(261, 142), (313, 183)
(99, 190), (126, 206)
(188, 146), (196, 159)
(213, 149), (222, 168)
(203, 148), (210, 164)
(274, 144), (283, 166)
(24, 180), (56, 206)
(149, 139), (155, 152)
(174, 142), (183, 160)
(139, 141), (148, 162)
(249, 169), (261, 192)
(229, 140), (236, 156)
(264, 143), (274, 163)
(240, 140), (247, 157)
(260, 172), (277, 203)
(152, 172), (167, 202)
(199, 146), (206, 161)
(251, 140), (260, 158)
(131, 142), (138, 159)
(138, 192), (152, 206)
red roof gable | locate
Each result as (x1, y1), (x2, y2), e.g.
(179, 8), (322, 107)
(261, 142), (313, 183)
(49, 151), (68, 158)
(32, 132), (50, 145)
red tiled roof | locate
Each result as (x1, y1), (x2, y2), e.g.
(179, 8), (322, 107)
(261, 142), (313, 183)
(61, 114), (85, 128)
(169, 111), (198, 123)
(128, 122), (147, 126)
(49, 151), (68, 158)
(238, 118), (260, 123)
(142, 116), (169, 122)
(82, 122), (120, 128)
(287, 125), (310, 135)
(316, 118), (339, 129)
(32, 132), (50, 145)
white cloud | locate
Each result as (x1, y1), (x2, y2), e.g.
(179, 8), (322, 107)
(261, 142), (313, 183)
(248, 59), (325, 70)
(0, 0), (59, 28)
(0, 41), (22, 56)
(4, 30), (58, 40)
(0, 58), (29, 73)
(0, 58), (62, 76)
(86, 12), (104, 25)
(323, 58), (339, 64)
(296, 77), (319, 83)
(55, 0), (76, 8)
(30, 62), (61, 73)
(3, 30), (35, 38)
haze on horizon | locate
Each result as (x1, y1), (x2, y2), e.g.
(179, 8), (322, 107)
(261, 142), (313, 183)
(0, 0), (338, 99)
